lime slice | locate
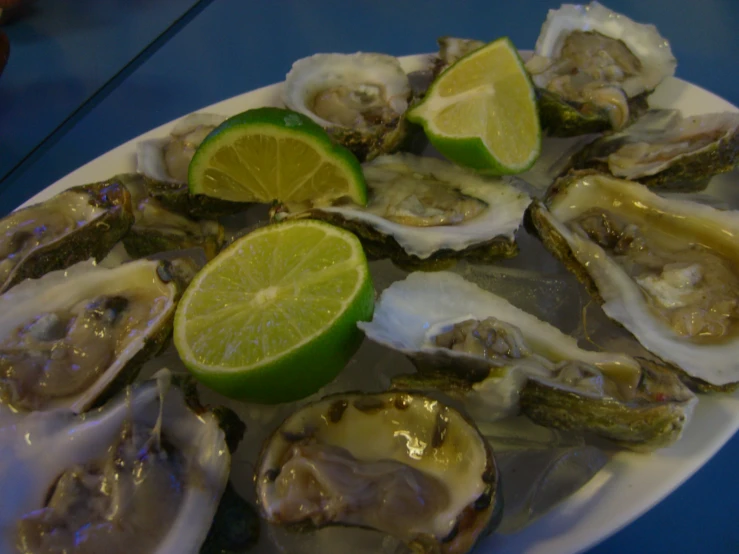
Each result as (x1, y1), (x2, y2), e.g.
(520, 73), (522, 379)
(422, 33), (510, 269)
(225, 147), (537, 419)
(173, 219), (375, 403)
(189, 107), (368, 205)
(408, 37), (541, 175)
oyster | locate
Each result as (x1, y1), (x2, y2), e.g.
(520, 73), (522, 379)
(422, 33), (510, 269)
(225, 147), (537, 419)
(0, 370), (237, 554)
(256, 391), (500, 554)
(283, 52), (412, 161)
(526, 2), (676, 136)
(0, 258), (194, 413)
(137, 113), (251, 218)
(274, 153), (531, 269)
(359, 271), (697, 450)
(565, 109), (739, 191)
(528, 170), (739, 391)
(138, 112), (226, 185)
(0, 181), (134, 293)
(117, 173), (225, 260)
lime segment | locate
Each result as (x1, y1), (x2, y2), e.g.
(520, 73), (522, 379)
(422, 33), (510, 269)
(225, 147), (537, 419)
(174, 219), (374, 403)
(189, 107), (368, 205)
(408, 37), (541, 175)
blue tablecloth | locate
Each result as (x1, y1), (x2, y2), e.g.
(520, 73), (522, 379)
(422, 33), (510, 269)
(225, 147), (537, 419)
(0, 0), (199, 182)
(1, 1), (737, 552)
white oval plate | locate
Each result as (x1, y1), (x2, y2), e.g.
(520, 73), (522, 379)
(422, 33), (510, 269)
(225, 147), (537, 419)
(19, 54), (739, 554)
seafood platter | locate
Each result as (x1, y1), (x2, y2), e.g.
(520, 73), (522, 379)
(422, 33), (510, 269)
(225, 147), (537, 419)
(1, 2), (738, 553)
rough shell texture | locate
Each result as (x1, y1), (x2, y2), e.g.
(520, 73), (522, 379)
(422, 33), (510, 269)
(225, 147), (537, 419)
(0, 180), (134, 293)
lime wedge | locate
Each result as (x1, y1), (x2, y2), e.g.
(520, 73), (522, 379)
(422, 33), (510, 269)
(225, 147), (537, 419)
(188, 107), (368, 205)
(408, 37), (541, 175)
(173, 219), (374, 403)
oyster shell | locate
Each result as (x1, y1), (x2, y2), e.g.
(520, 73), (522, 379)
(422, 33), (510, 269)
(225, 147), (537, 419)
(117, 173), (225, 260)
(0, 181), (134, 293)
(138, 112), (226, 185)
(0, 370), (235, 554)
(526, 2), (676, 136)
(283, 52), (412, 161)
(528, 170), (739, 391)
(565, 109), (739, 191)
(137, 113), (251, 219)
(359, 271), (697, 450)
(0, 258), (194, 413)
(256, 390), (500, 554)
(274, 153), (531, 269)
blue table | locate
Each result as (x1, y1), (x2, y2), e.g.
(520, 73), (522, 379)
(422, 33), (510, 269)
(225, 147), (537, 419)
(1, 1), (738, 552)
(0, 0), (200, 182)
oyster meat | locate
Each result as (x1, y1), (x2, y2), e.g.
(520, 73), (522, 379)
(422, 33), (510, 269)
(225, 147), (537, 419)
(529, 170), (739, 390)
(117, 173), (225, 260)
(275, 153), (531, 268)
(283, 52), (412, 161)
(0, 181), (134, 293)
(0, 258), (194, 413)
(0, 370), (234, 554)
(360, 271), (697, 450)
(256, 391), (500, 554)
(526, 2), (676, 136)
(565, 109), (739, 191)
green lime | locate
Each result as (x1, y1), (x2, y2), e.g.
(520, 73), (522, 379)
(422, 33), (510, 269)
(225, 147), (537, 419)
(173, 219), (375, 403)
(188, 107), (368, 206)
(408, 37), (541, 175)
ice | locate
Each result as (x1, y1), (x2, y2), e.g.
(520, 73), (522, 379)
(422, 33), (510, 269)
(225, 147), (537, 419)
(479, 417), (610, 534)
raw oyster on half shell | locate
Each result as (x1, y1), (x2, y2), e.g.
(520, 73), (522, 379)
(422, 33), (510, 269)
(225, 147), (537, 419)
(0, 258), (194, 413)
(273, 153), (531, 269)
(360, 271), (697, 451)
(0, 181), (133, 293)
(283, 52), (412, 161)
(256, 390), (500, 554)
(0, 370), (239, 554)
(117, 173), (225, 260)
(526, 2), (676, 136)
(564, 109), (739, 191)
(529, 170), (739, 391)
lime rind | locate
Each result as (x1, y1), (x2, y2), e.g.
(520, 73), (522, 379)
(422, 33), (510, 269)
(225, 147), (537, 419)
(408, 37), (541, 175)
(188, 107), (368, 206)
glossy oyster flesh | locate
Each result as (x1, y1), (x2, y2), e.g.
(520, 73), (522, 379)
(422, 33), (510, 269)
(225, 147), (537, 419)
(360, 271), (697, 450)
(529, 170), (739, 391)
(565, 109), (739, 191)
(283, 52), (412, 161)
(117, 173), (225, 260)
(274, 153), (531, 268)
(137, 113), (251, 219)
(525, 2), (676, 136)
(0, 181), (134, 293)
(0, 370), (233, 554)
(256, 391), (500, 554)
(0, 258), (194, 413)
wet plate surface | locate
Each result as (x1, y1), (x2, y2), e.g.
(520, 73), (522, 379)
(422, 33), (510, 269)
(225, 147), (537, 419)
(10, 54), (739, 554)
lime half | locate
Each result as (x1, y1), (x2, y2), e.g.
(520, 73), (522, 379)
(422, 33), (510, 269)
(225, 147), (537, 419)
(188, 107), (368, 206)
(173, 219), (375, 403)
(408, 37), (541, 175)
